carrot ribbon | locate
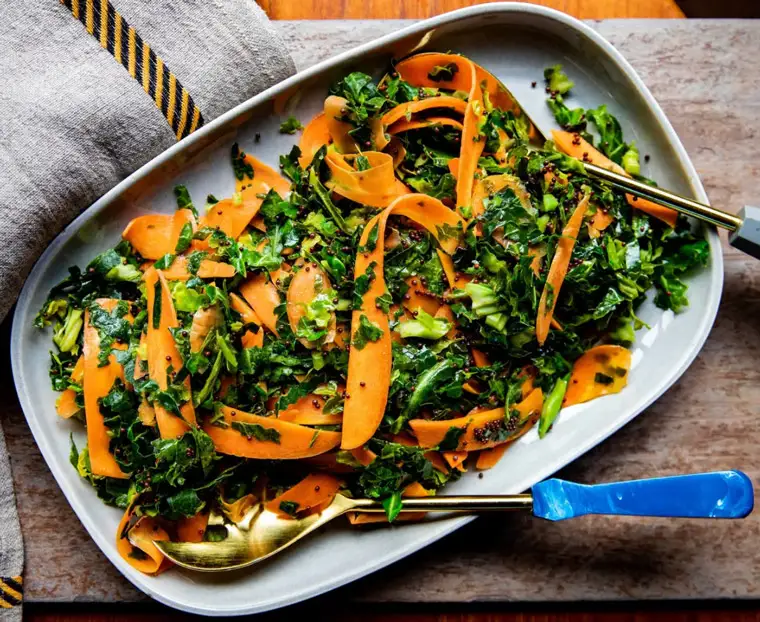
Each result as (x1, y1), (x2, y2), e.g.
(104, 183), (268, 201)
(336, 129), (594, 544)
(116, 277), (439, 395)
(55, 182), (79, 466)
(341, 193), (464, 449)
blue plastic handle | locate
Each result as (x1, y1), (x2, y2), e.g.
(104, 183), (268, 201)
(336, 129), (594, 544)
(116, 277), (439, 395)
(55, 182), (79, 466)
(531, 471), (754, 522)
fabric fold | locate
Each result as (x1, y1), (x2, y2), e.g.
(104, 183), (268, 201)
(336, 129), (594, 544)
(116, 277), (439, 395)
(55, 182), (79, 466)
(0, 0), (296, 323)
(0, 1), (296, 615)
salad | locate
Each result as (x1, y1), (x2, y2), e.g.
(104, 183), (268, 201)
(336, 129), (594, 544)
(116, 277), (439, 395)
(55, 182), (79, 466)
(34, 53), (708, 574)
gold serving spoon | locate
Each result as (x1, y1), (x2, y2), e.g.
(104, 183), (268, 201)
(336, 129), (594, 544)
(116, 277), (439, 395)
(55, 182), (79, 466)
(154, 471), (753, 572)
(155, 493), (530, 572)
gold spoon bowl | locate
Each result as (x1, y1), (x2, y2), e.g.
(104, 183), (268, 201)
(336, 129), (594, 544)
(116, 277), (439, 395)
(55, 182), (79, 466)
(155, 493), (532, 572)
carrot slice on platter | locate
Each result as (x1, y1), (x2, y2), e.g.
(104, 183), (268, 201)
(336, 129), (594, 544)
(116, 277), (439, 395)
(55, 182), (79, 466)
(204, 405), (341, 459)
(83, 299), (132, 478)
(116, 505), (171, 575)
(443, 451), (468, 472)
(176, 511), (209, 543)
(341, 194), (464, 450)
(409, 388), (544, 451)
(122, 209), (195, 260)
(299, 112), (332, 167)
(387, 116), (463, 135)
(476, 443), (510, 470)
(535, 193), (590, 346)
(56, 354), (84, 419)
(402, 275), (441, 317)
(324, 95), (358, 153)
(144, 268), (197, 438)
(562, 345), (632, 407)
(238, 274), (282, 336)
(395, 52), (520, 114)
(265, 473), (341, 517)
(381, 96), (467, 128)
(325, 151), (408, 207)
(160, 256), (235, 280)
(552, 130), (677, 227)
(456, 58), (485, 217)
(230, 292), (263, 326)
(286, 262), (337, 348)
(199, 154), (290, 240)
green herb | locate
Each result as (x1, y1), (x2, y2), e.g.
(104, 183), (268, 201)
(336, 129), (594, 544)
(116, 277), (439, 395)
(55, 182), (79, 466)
(87, 249), (142, 283)
(329, 71), (386, 124)
(464, 282), (503, 317)
(308, 430), (320, 448)
(355, 155), (371, 171)
(296, 289), (337, 343)
(172, 282), (209, 313)
(542, 194), (559, 212)
(309, 167), (349, 233)
(154, 254), (176, 270)
(395, 308), (450, 340)
(204, 526), (228, 542)
(175, 222), (194, 253)
(279, 145), (304, 183)
(279, 500), (300, 516)
(382, 491), (403, 522)
(546, 95), (586, 131)
(279, 116), (304, 134)
(622, 143), (640, 175)
(401, 359), (457, 425)
(352, 314), (384, 350)
(69, 435), (80, 470)
(260, 190), (298, 226)
(195, 352), (224, 407)
(186, 251), (208, 275)
(167, 489), (204, 518)
(352, 262), (377, 310)
(303, 211), (338, 238)
(538, 375), (569, 438)
(427, 62), (459, 82)
(544, 65), (574, 95)
(230, 421), (281, 444)
(437, 425), (465, 451)
(594, 372), (614, 385)
(174, 185), (198, 217)
(407, 172), (456, 201)
(242, 225), (284, 273)
(359, 222), (380, 253)
(152, 280), (162, 329)
(231, 143), (254, 181)
(53, 306), (84, 353)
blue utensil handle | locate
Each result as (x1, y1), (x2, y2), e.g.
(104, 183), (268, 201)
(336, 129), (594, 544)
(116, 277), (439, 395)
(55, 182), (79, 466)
(533, 471), (753, 521)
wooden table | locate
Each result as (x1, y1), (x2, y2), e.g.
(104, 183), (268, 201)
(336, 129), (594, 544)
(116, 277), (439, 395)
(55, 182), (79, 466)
(256, 0), (685, 19)
(8, 9), (760, 622)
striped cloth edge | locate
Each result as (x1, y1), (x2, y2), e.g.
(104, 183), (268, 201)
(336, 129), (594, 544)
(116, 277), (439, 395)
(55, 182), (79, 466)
(60, 0), (204, 140)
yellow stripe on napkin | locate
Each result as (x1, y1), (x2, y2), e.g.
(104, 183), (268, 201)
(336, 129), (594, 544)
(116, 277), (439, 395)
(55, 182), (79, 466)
(60, 0), (204, 140)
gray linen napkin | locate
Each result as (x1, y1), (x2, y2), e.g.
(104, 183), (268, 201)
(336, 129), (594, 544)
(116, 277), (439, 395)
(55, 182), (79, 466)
(0, 0), (296, 323)
(0, 423), (22, 618)
(0, 0), (296, 615)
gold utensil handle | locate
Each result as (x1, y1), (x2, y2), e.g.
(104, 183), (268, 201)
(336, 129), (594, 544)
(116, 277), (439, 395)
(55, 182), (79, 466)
(584, 163), (742, 231)
(351, 494), (533, 513)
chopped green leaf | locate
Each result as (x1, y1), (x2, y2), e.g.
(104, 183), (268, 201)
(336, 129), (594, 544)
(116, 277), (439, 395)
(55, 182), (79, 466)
(352, 314), (384, 350)
(230, 421), (281, 444)
(279, 116), (304, 134)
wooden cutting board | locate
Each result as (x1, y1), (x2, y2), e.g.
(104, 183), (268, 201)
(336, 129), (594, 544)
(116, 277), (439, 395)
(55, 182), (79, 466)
(4, 19), (760, 604)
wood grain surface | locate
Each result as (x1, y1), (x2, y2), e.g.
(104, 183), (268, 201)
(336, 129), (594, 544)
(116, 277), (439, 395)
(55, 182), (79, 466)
(22, 607), (760, 622)
(255, 0), (685, 19)
(4, 19), (760, 605)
